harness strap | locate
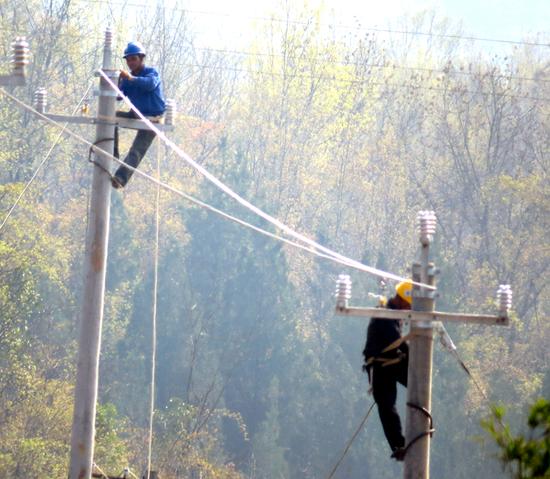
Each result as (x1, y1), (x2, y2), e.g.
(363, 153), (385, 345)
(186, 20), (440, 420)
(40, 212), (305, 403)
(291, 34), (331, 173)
(381, 332), (413, 354)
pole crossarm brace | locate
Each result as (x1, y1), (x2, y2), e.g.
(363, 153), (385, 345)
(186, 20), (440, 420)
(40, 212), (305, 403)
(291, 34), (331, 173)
(334, 306), (509, 326)
(42, 113), (175, 132)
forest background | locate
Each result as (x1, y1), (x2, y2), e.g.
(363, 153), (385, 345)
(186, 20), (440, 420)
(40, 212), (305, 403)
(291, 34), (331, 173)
(0, 0), (548, 477)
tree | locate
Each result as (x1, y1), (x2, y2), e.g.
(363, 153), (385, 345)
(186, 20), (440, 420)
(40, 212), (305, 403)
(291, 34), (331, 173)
(482, 399), (550, 479)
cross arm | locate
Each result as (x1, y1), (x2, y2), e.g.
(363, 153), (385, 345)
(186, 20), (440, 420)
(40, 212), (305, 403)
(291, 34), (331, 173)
(335, 306), (509, 326)
(0, 75), (25, 86)
(42, 113), (174, 132)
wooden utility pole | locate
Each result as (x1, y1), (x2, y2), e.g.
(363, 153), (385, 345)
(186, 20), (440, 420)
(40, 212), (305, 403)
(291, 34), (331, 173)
(334, 210), (512, 479)
(68, 27), (117, 479)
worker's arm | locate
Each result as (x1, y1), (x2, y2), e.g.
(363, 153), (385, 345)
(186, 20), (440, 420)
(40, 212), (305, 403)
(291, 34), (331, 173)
(122, 69), (161, 92)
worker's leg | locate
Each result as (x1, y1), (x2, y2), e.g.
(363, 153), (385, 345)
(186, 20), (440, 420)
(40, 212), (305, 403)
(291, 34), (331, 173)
(372, 364), (405, 451)
(113, 128), (156, 187)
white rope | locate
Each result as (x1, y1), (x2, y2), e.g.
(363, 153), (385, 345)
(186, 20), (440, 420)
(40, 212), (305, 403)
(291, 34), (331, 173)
(0, 86), (433, 289)
(92, 462), (109, 478)
(0, 82), (94, 233)
(99, 70), (433, 288)
(145, 140), (161, 479)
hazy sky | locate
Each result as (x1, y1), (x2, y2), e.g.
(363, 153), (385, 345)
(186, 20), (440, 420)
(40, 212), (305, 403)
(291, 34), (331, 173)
(178, 0), (549, 49)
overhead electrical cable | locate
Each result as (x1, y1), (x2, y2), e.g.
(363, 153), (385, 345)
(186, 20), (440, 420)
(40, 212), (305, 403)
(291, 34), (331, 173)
(99, 70), (435, 288)
(175, 62), (550, 102)
(71, 0), (550, 48)
(0, 86), (427, 288)
(0, 81), (94, 234)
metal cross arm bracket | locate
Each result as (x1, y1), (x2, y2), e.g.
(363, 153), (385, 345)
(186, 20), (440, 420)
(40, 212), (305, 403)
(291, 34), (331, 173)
(34, 88), (177, 131)
(39, 112), (175, 132)
(333, 274), (512, 326)
(334, 306), (509, 326)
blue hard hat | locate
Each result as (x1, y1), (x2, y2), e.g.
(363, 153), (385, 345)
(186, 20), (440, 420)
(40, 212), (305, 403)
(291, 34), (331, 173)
(123, 41), (146, 58)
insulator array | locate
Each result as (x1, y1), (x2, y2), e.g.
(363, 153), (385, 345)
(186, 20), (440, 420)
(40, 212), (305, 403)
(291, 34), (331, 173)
(165, 99), (176, 126)
(34, 88), (47, 113)
(104, 27), (113, 50)
(417, 210), (437, 245)
(496, 284), (512, 316)
(335, 274), (352, 309)
(11, 37), (30, 78)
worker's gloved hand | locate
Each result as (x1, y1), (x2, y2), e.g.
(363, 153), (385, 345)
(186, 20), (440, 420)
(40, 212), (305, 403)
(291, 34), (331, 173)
(119, 69), (132, 80)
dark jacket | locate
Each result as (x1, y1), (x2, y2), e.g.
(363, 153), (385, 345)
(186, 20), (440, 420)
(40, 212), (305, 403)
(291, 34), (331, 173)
(120, 66), (166, 116)
(363, 300), (408, 369)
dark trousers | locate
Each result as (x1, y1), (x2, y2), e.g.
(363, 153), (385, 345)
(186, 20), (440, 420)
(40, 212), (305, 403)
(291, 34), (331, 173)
(371, 357), (408, 451)
(114, 111), (156, 185)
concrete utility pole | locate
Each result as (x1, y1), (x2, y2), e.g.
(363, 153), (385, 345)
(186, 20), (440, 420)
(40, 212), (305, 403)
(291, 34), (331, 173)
(334, 210), (512, 479)
(403, 211), (437, 479)
(26, 28), (175, 479)
(68, 27), (117, 479)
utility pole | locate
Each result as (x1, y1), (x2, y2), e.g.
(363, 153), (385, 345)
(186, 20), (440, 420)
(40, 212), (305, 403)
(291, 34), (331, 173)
(8, 26), (175, 479)
(68, 27), (117, 479)
(334, 210), (512, 479)
(403, 211), (437, 479)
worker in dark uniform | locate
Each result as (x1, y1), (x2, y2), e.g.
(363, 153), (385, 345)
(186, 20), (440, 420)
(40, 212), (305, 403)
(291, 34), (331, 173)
(111, 41), (166, 189)
(363, 281), (412, 461)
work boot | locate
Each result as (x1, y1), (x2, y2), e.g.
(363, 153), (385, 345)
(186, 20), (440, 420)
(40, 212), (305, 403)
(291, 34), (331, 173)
(111, 174), (126, 189)
(391, 447), (406, 461)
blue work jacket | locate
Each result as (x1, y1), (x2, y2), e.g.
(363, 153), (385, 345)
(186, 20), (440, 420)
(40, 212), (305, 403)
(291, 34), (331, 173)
(120, 66), (166, 116)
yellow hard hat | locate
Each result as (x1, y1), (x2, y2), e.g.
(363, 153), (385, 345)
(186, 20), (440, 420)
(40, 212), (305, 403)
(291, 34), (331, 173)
(396, 280), (413, 305)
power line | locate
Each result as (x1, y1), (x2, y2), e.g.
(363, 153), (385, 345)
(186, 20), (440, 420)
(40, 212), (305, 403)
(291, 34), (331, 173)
(175, 62), (550, 103)
(71, 0), (550, 48)
(0, 81), (94, 234)
(191, 46), (550, 84)
(2, 25), (547, 86)
(100, 71), (435, 287)
(0, 85), (426, 288)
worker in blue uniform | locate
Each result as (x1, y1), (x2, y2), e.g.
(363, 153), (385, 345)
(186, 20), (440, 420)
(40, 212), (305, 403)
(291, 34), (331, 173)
(363, 281), (412, 461)
(111, 41), (166, 189)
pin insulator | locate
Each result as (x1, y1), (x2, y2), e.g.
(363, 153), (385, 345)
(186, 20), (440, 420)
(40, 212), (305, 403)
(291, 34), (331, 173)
(335, 274), (352, 309)
(165, 99), (177, 126)
(496, 284), (512, 316)
(417, 210), (437, 245)
(11, 37), (30, 77)
(34, 88), (47, 113)
(104, 27), (113, 49)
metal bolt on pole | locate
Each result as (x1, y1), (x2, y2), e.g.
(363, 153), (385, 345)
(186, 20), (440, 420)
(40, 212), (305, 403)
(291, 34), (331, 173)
(404, 211), (437, 479)
(68, 27), (118, 479)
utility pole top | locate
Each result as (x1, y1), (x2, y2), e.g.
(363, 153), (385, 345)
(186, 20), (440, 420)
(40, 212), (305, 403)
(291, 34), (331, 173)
(333, 209), (512, 479)
(0, 36), (30, 86)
